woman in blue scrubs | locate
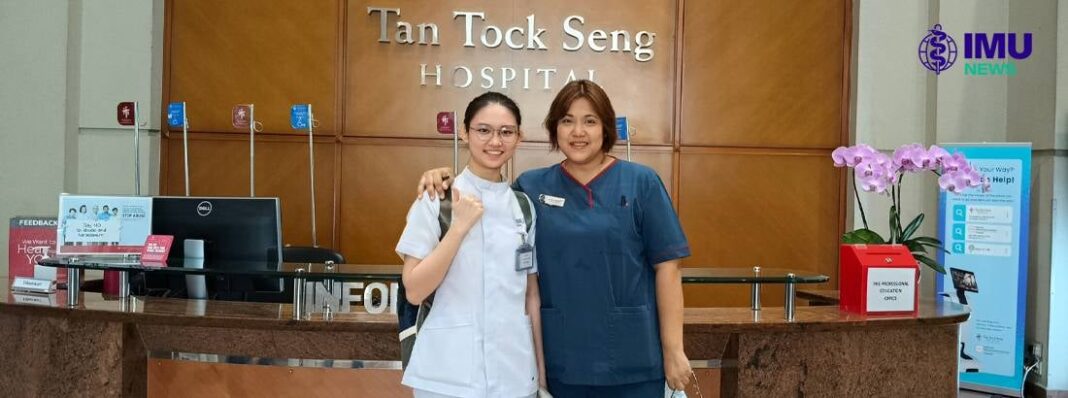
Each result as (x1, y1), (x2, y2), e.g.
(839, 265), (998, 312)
(418, 80), (692, 397)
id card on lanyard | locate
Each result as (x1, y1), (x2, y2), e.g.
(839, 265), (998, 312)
(516, 243), (534, 271)
(512, 194), (534, 272)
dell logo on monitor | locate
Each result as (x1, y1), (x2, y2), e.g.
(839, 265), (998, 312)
(196, 201), (213, 217)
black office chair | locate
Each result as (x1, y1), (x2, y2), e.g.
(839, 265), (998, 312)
(282, 246), (346, 264)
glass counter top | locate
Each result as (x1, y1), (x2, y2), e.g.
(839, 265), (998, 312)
(38, 256), (400, 282)
(681, 267), (828, 284)
(40, 257), (828, 284)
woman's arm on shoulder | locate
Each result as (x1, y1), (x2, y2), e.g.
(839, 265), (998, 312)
(415, 167), (455, 200)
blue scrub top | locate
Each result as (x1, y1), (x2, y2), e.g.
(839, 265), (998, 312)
(514, 159), (690, 386)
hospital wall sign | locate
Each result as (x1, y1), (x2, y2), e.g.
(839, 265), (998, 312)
(367, 7), (659, 90)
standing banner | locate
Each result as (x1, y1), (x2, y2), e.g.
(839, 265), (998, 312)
(8, 217), (62, 284)
(937, 143), (1031, 396)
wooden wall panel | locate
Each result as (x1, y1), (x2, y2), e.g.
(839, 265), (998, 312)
(162, 0), (852, 309)
(336, 141), (675, 264)
(680, 0), (846, 148)
(168, 0), (339, 135)
(339, 139), (470, 264)
(678, 149), (843, 307)
(345, 0), (676, 145)
(162, 135), (337, 248)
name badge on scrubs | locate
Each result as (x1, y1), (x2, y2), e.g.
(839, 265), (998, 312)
(515, 243), (534, 271)
(539, 194), (565, 207)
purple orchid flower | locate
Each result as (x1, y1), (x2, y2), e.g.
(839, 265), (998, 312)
(893, 144), (922, 172)
(961, 168), (984, 188)
(831, 146), (852, 167)
(832, 144), (881, 168)
(928, 145), (952, 166)
(855, 159), (894, 194)
(938, 172), (967, 194)
(941, 152), (969, 173)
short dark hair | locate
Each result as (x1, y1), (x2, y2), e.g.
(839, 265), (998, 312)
(463, 92), (522, 131)
(544, 80), (617, 153)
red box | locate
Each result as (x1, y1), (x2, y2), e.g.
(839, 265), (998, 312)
(840, 244), (919, 315)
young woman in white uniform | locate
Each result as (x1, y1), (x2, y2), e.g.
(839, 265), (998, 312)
(396, 92), (546, 398)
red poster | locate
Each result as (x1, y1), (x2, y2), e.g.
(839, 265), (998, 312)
(233, 105), (251, 129)
(436, 111), (455, 134)
(117, 102), (135, 126)
(8, 217), (64, 284)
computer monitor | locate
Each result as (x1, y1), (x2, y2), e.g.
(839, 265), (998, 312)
(152, 197), (282, 262)
(141, 197), (284, 300)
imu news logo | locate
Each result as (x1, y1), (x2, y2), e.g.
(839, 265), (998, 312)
(918, 24), (1033, 76)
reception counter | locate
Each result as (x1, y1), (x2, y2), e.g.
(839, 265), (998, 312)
(0, 278), (968, 398)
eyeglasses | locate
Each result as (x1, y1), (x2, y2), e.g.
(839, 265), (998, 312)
(469, 124), (519, 143)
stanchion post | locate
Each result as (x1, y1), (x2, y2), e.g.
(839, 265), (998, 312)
(292, 268), (307, 320)
(785, 273), (796, 322)
(750, 266), (761, 311)
(66, 267), (80, 308)
(249, 104), (257, 197)
(307, 105), (317, 247)
(133, 101), (141, 196)
(181, 102), (190, 196)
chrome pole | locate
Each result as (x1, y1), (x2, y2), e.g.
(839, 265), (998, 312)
(292, 268), (306, 320)
(308, 105), (317, 247)
(453, 115), (459, 174)
(66, 267), (79, 308)
(785, 273), (797, 322)
(182, 102), (190, 196)
(249, 104), (256, 197)
(133, 101), (141, 196)
(750, 266), (761, 311)
(119, 271), (130, 298)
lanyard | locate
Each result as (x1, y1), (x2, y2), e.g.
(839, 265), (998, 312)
(509, 193), (529, 244)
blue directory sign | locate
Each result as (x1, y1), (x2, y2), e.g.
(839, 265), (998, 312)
(291, 104), (310, 129)
(167, 102), (185, 128)
(937, 143), (1031, 395)
(615, 117), (629, 140)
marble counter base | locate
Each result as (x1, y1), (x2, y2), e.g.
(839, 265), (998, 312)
(724, 324), (959, 397)
(0, 312), (145, 398)
(0, 288), (967, 397)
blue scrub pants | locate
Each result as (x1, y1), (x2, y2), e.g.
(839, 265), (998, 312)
(547, 378), (665, 398)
